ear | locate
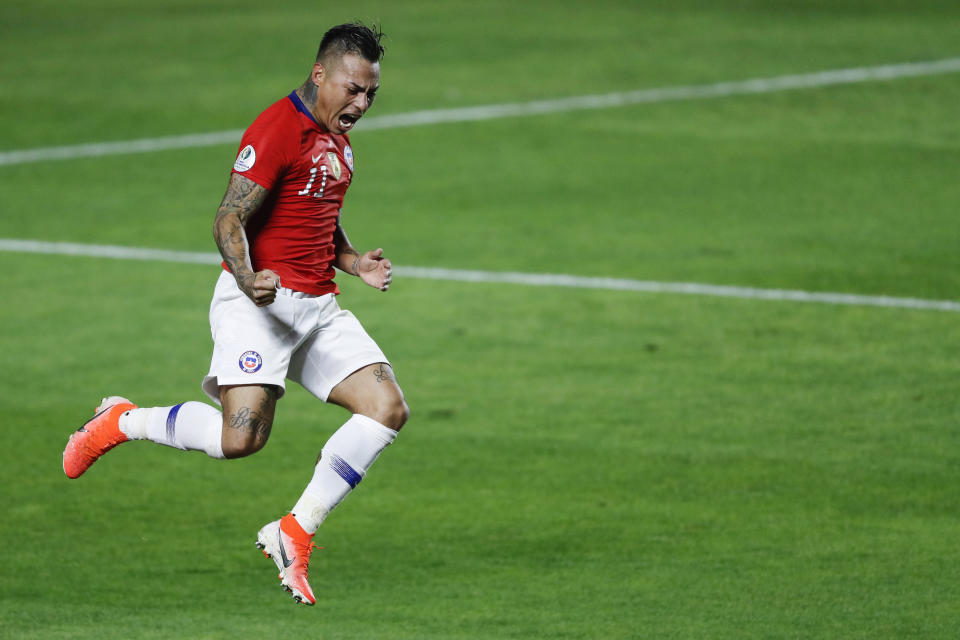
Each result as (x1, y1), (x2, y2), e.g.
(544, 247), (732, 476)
(311, 62), (326, 86)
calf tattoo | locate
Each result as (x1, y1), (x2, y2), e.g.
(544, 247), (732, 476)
(226, 407), (271, 439)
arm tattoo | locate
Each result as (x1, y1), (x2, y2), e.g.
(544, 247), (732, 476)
(213, 174), (270, 288)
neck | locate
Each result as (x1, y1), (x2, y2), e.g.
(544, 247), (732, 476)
(296, 80), (320, 120)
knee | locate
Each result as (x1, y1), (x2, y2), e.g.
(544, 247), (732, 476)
(392, 398), (411, 431)
(218, 384), (279, 459)
(220, 415), (272, 459)
(222, 437), (268, 459)
(375, 396), (410, 431)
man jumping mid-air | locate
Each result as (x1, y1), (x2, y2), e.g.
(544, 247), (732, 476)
(63, 23), (408, 606)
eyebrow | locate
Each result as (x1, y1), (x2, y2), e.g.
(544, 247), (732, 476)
(348, 81), (378, 92)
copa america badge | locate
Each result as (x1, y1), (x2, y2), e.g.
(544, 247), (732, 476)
(239, 350), (263, 373)
(233, 145), (256, 172)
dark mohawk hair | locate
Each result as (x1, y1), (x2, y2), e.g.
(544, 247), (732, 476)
(316, 23), (385, 64)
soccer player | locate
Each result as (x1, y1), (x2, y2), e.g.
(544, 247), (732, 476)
(62, 23), (408, 606)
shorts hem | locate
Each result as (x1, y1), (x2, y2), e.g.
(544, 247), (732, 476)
(202, 374), (287, 405)
(315, 354), (389, 402)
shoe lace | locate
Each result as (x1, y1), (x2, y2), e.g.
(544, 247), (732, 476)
(292, 539), (324, 573)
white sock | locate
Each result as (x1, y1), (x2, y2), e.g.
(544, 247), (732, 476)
(119, 402), (225, 459)
(291, 414), (398, 534)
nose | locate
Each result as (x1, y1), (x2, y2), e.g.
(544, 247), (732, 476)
(354, 92), (369, 114)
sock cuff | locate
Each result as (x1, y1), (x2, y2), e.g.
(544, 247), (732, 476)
(129, 401), (224, 459)
(350, 413), (398, 446)
(281, 512), (313, 540)
(119, 406), (168, 440)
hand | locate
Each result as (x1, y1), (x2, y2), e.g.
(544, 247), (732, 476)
(239, 269), (281, 306)
(356, 248), (392, 291)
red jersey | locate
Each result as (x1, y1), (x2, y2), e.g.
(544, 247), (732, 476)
(225, 91), (355, 295)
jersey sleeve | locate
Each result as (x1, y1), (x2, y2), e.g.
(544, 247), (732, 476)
(230, 105), (295, 190)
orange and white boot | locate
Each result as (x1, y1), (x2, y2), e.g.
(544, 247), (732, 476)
(256, 514), (321, 605)
(63, 396), (137, 479)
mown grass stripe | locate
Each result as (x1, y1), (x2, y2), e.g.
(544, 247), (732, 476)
(2, 57), (959, 167)
(2, 238), (957, 312)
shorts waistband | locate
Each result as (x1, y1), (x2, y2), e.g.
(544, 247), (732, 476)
(277, 286), (333, 300)
(217, 271), (333, 301)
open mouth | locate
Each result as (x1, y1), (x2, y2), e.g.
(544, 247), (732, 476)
(338, 113), (360, 131)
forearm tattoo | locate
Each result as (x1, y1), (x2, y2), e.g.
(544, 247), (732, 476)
(213, 175), (269, 288)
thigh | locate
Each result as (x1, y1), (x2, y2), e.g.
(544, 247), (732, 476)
(219, 384), (282, 457)
(327, 363), (408, 430)
(202, 271), (300, 404)
(288, 302), (388, 402)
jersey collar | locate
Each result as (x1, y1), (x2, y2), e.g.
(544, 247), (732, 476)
(288, 90), (321, 127)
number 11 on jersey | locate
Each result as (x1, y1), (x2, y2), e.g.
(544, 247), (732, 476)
(298, 165), (328, 198)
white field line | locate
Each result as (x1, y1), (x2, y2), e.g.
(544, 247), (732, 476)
(2, 238), (958, 313)
(2, 57), (960, 167)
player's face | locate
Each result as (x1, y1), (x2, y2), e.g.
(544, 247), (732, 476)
(315, 53), (380, 135)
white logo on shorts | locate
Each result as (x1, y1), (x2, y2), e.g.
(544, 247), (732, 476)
(239, 350), (262, 373)
(234, 145), (256, 172)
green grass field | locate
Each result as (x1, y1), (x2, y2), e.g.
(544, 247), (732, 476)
(2, 1), (959, 638)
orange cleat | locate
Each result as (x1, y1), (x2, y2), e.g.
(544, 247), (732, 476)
(63, 396), (137, 479)
(255, 514), (322, 605)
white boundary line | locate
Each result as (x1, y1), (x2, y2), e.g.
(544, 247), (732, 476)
(2, 238), (957, 313)
(2, 57), (960, 167)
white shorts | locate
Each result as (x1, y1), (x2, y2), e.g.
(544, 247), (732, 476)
(202, 271), (388, 404)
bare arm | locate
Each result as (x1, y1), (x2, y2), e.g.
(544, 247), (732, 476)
(213, 173), (281, 306)
(333, 214), (392, 292)
(332, 216), (361, 276)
